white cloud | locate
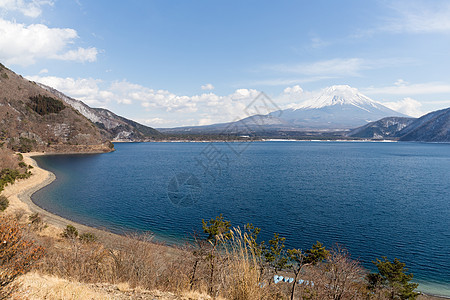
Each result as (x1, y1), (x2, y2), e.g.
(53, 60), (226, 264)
(362, 81), (450, 95)
(127, 84), (257, 124)
(38, 68), (48, 74)
(383, 1), (450, 33)
(198, 118), (214, 126)
(283, 85), (303, 95)
(268, 58), (365, 76)
(352, 1), (450, 38)
(310, 36), (330, 49)
(110, 80), (199, 113)
(53, 47), (98, 63)
(27, 75), (263, 126)
(0, 0), (53, 18)
(0, 19), (98, 66)
(26, 75), (106, 106)
(244, 76), (336, 87)
(277, 86), (323, 109)
(382, 97), (423, 117)
(394, 78), (408, 86)
(201, 83), (214, 90)
(140, 118), (171, 126)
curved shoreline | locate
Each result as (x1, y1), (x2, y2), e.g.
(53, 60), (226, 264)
(3, 152), (449, 299)
(3, 152), (119, 240)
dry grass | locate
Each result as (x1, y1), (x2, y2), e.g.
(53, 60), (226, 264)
(1, 212), (441, 300)
(33, 231), (193, 296)
(14, 272), (114, 300)
(0, 147), (17, 170)
(14, 272), (220, 300)
(217, 228), (271, 300)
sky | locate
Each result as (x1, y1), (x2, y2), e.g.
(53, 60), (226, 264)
(1, 0), (450, 128)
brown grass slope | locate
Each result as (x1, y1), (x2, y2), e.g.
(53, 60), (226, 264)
(0, 63), (111, 153)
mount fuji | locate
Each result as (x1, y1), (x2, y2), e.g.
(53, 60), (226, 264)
(266, 85), (408, 130)
(159, 85), (408, 135)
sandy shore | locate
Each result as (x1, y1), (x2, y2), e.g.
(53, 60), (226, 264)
(2, 152), (55, 216)
(2, 152), (117, 239)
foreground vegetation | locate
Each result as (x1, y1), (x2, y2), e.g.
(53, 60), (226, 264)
(0, 204), (425, 300)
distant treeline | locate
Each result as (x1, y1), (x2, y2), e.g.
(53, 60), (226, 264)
(150, 130), (359, 141)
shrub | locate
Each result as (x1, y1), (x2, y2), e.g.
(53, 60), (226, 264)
(0, 168), (21, 192)
(10, 137), (36, 153)
(62, 225), (78, 239)
(38, 237), (112, 284)
(79, 232), (97, 243)
(29, 213), (46, 231)
(0, 195), (8, 211)
(0, 215), (44, 298)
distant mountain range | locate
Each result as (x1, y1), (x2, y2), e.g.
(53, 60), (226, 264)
(349, 108), (450, 142)
(1, 62), (448, 146)
(160, 84), (449, 142)
(160, 85), (408, 134)
(38, 84), (161, 142)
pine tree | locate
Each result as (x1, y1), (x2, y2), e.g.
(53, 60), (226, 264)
(368, 257), (419, 299)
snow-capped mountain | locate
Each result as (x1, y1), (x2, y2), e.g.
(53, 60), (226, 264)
(160, 85), (408, 134)
(295, 85), (387, 110)
(269, 85), (408, 129)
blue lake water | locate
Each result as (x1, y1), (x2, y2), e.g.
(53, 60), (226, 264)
(32, 141), (450, 296)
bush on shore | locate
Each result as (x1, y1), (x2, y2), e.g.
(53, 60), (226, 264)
(0, 195), (9, 211)
(61, 225), (78, 239)
(0, 215), (44, 298)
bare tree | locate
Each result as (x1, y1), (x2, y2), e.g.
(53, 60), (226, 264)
(314, 245), (366, 300)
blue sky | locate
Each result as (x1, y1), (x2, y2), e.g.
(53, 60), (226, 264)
(1, 0), (450, 127)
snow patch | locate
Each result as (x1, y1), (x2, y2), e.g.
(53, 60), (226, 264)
(294, 85), (383, 110)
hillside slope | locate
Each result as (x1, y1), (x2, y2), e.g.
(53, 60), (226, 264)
(0, 63), (112, 153)
(38, 84), (161, 141)
(348, 117), (416, 139)
(348, 108), (450, 142)
(399, 107), (450, 142)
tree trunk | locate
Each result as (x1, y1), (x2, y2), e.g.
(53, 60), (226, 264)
(209, 258), (215, 295)
(190, 259), (198, 290)
(290, 270), (299, 300)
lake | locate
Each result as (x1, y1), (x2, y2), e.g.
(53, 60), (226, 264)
(32, 141), (450, 296)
